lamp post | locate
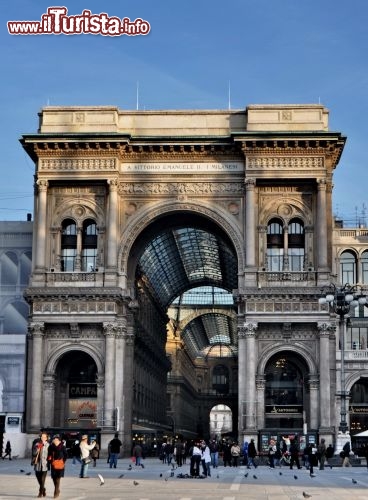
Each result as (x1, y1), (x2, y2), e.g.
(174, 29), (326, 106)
(319, 284), (367, 450)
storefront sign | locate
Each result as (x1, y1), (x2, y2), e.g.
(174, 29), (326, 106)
(266, 405), (302, 414)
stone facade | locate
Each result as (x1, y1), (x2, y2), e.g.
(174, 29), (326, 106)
(16, 103), (368, 455)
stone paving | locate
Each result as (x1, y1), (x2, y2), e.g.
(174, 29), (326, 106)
(0, 457), (367, 499)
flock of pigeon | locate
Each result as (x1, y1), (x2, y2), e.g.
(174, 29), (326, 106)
(19, 464), (363, 497)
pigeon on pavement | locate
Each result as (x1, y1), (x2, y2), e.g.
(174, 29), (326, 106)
(303, 493), (312, 499)
(97, 474), (104, 486)
(133, 480), (139, 486)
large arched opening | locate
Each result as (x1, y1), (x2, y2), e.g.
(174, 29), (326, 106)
(126, 210), (239, 441)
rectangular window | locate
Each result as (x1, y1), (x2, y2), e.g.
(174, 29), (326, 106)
(288, 248), (304, 271)
(267, 249), (283, 271)
(61, 249), (76, 272)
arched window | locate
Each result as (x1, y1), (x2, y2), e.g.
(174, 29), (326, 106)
(267, 219), (283, 271)
(212, 365), (229, 394)
(81, 219), (97, 272)
(340, 250), (356, 285)
(288, 219), (304, 271)
(264, 354), (306, 429)
(362, 251), (368, 285)
(61, 219), (77, 272)
(1, 251), (18, 286)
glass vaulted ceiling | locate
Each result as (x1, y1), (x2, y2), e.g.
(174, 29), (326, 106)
(137, 226), (238, 359)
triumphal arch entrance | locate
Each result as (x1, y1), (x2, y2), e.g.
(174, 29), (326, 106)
(21, 104), (345, 454)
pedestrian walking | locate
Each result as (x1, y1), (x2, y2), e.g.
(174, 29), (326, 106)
(289, 438), (301, 470)
(132, 442), (144, 467)
(201, 440), (211, 476)
(108, 433), (122, 469)
(2, 440), (12, 460)
(32, 432), (50, 498)
(247, 439), (258, 469)
(72, 440), (81, 464)
(91, 441), (99, 467)
(317, 438), (327, 470)
(230, 441), (241, 467)
(306, 443), (317, 477)
(209, 440), (219, 468)
(48, 434), (67, 499)
(341, 441), (352, 467)
(268, 439), (276, 468)
(189, 441), (202, 477)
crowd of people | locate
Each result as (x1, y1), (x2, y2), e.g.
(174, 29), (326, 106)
(3, 431), (363, 497)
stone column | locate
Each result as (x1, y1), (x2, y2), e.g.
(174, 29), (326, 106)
(96, 375), (105, 428)
(35, 180), (48, 270)
(114, 321), (127, 430)
(318, 322), (335, 428)
(75, 226), (82, 271)
(103, 323), (116, 427)
(245, 179), (256, 267)
(244, 322), (258, 430)
(43, 373), (56, 427)
(122, 330), (135, 454)
(29, 322), (45, 429)
(256, 377), (265, 429)
(317, 179), (328, 269)
(308, 376), (319, 430)
(238, 326), (247, 438)
(283, 224), (289, 271)
(106, 178), (118, 269)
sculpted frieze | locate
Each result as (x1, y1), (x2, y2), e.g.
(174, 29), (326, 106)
(247, 156), (324, 169)
(118, 182), (244, 195)
(33, 301), (117, 315)
(39, 158), (117, 171)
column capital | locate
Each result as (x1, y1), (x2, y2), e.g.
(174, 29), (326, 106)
(238, 322), (258, 338)
(28, 322), (45, 337)
(103, 322), (118, 337)
(37, 179), (49, 191)
(44, 373), (56, 390)
(245, 178), (256, 189)
(308, 376), (319, 390)
(107, 177), (119, 190)
(317, 321), (336, 336)
(256, 376), (266, 390)
(317, 178), (327, 190)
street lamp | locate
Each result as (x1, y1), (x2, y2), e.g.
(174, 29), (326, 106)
(319, 284), (367, 439)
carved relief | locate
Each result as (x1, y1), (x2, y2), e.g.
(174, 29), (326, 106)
(39, 158), (116, 171)
(247, 156), (323, 169)
(118, 182), (243, 195)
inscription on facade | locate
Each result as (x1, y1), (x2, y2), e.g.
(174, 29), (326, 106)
(120, 162), (244, 173)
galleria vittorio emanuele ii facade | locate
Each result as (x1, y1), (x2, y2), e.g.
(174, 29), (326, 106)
(1, 104), (368, 457)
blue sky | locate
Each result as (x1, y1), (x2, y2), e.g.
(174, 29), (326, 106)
(1, 0), (368, 223)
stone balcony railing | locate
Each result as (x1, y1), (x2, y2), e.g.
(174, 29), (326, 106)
(46, 271), (104, 286)
(257, 271), (317, 286)
(339, 349), (368, 361)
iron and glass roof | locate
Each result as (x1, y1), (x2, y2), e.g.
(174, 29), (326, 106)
(137, 226), (238, 359)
